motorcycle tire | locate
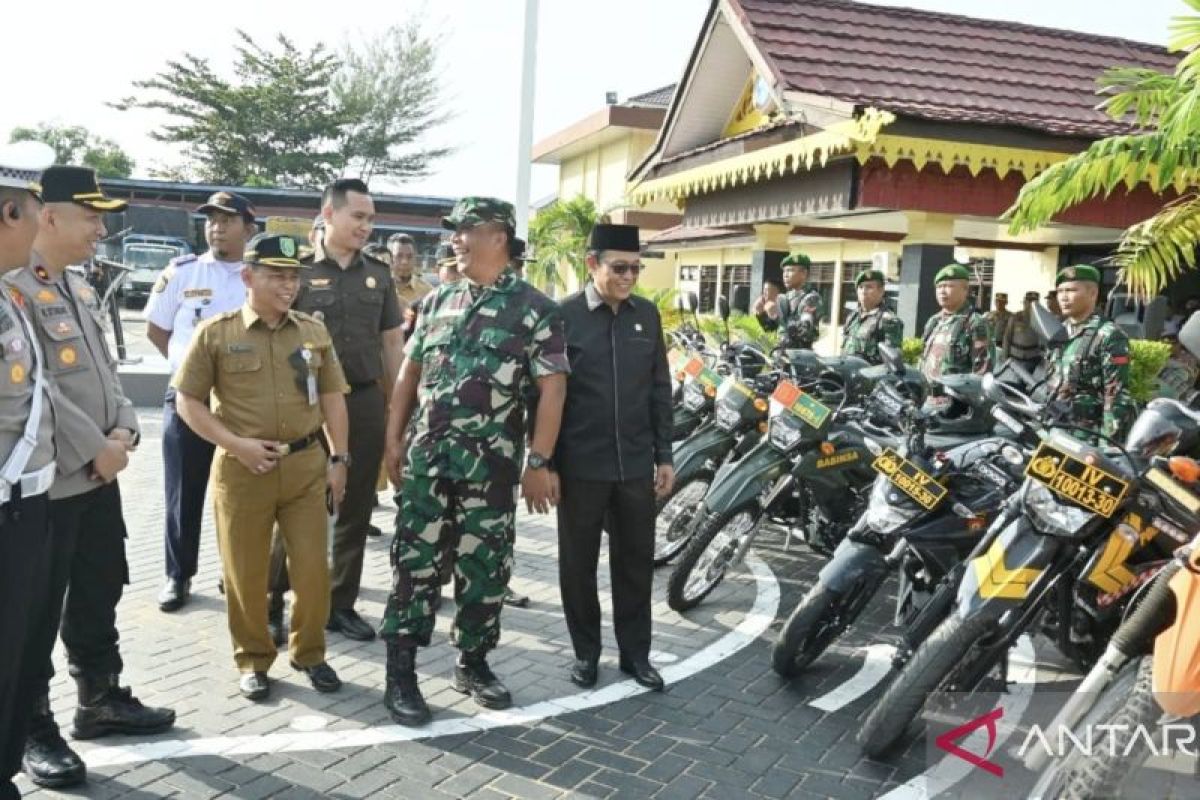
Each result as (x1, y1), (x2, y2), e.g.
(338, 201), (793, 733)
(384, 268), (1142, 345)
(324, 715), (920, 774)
(667, 505), (760, 613)
(772, 583), (866, 677)
(1035, 657), (1155, 800)
(654, 477), (711, 567)
(856, 613), (991, 758)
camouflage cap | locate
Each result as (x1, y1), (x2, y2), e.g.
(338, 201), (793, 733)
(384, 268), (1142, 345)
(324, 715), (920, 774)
(442, 196), (516, 231)
(244, 234), (306, 268)
(1056, 264), (1101, 286)
(935, 263), (971, 284)
(780, 252), (812, 269)
(855, 269), (886, 287)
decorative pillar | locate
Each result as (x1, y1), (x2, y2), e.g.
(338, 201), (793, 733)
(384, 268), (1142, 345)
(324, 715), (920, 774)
(898, 212), (956, 335)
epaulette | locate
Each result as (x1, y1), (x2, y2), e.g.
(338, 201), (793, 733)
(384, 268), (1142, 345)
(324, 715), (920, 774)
(291, 309), (321, 325)
(169, 253), (198, 268)
(361, 249), (390, 268)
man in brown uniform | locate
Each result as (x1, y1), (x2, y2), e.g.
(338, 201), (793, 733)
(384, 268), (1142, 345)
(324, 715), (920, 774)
(388, 233), (433, 307)
(289, 179), (404, 643)
(11, 167), (173, 789)
(174, 234), (351, 701)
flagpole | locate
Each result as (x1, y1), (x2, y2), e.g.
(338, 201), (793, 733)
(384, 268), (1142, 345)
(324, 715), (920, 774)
(514, 0), (539, 239)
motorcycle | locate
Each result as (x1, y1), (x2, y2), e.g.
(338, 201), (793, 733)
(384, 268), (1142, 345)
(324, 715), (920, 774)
(856, 358), (1195, 758)
(772, 348), (1023, 678)
(665, 351), (889, 612)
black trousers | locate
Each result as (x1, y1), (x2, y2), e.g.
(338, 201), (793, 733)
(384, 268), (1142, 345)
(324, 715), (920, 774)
(271, 383), (385, 610)
(556, 477), (655, 663)
(162, 388), (215, 581)
(23, 482), (128, 704)
(0, 494), (51, 798)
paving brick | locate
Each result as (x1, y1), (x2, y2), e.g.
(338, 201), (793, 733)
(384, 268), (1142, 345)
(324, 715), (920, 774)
(531, 737), (588, 767)
(576, 746), (648, 774)
(590, 768), (664, 797)
(652, 774), (714, 800)
(491, 773), (564, 800)
(435, 763), (503, 797)
(482, 749), (552, 780)
(639, 752), (691, 784)
(749, 767), (804, 799)
(541, 758), (599, 790)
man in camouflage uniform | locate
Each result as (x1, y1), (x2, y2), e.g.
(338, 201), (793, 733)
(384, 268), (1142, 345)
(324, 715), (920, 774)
(985, 293), (1013, 347)
(1044, 265), (1133, 441)
(919, 263), (993, 380)
(755, 253), (822, 348)
(841, 269), (903, 364)
(380, 197), (569, 726)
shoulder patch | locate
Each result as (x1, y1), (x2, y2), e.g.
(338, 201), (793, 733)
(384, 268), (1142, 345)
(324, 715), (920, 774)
(170, 254), (197, 268)
(362, 251), (390, 268)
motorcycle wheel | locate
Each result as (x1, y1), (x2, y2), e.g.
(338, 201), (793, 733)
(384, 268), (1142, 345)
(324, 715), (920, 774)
(772, 580), (874, 678)
(1034, 657), (1154, 800)
(856, 613), (991, 758)
(667, 505), (760, 612)
(654, 478), (711, 566)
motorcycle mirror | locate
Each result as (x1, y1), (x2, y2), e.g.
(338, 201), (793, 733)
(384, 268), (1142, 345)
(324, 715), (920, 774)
(716, 295), (731, 322)
(1030, 301), (1067, 346)
(673, 293), (687, 312)
(684, 291), (699, 313)
(981, 373), (1006, 404)
(1179, 310), (1200, 362)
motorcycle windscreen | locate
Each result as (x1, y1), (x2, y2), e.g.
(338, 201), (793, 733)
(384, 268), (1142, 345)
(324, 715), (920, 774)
(955, 514), (1060, 619)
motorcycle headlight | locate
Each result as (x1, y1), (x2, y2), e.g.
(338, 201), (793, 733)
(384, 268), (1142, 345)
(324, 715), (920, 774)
(684, 383), (707, 411)
(865, 478), (923, 533)
(1023, 480), (1093, 537)
(715, 402), (742, 431)
(769, 415), (804, 451)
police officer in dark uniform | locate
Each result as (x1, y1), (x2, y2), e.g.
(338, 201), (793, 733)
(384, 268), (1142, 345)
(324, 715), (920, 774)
(10, 167), (174, 789)
(554, 223), (674, 691)
(289, 179), (404, 641)
(0, 141), (57, 800)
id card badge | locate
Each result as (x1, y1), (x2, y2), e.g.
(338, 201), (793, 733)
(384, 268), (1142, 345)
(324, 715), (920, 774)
(301, 347), (318, 405)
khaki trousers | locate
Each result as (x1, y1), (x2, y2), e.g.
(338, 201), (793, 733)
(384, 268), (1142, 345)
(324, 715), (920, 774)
(213, 444), (330, 673)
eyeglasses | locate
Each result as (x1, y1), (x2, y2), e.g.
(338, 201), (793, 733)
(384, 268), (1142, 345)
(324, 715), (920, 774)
(605, 262), (642, 276)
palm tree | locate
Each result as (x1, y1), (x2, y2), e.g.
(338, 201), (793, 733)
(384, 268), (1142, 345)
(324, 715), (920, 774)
(1006, 1), (1200, 297)
(526, 195), (598, 293)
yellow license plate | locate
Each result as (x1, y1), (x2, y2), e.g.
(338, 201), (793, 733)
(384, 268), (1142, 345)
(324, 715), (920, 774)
(1026, 441), (1129, 518)
(771, 380), (832, 429)
(871, 448), (946, 510)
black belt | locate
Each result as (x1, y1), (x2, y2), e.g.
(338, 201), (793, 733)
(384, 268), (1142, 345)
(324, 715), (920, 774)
(349, 381), (378, 392)
(277, 432), (321, 457)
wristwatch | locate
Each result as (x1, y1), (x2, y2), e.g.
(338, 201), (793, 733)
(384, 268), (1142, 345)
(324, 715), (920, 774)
(329, 453), (353, 467)
(526, 451), (550, 470)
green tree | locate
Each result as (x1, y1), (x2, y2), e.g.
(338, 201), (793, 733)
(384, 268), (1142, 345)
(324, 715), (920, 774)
(9, 123), (135, 178)
(113, 31), (345, 187)
(526, 196), (598, 292)
(1006, 0), (1200, 296)
(332, 22), (452, 183)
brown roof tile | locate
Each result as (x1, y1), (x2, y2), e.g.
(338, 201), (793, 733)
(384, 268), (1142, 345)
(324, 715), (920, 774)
(734, 0), (1177, 138)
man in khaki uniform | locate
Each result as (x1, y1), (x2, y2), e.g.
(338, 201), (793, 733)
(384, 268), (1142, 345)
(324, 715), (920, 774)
(174, 234), (351, 701)
(0, 141), (59, 800)
(10, 167), (174, 790)
(388, 233), (433, 307)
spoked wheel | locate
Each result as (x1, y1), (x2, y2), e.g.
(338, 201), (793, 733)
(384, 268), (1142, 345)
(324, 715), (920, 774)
(654, 478), (710, 566)
(667, 506), (761, 612)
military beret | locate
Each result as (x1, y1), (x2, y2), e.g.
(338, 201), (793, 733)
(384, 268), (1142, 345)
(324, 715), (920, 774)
(855, 269), (886, 287)
(935, 263), (971, 284)
(1055, 264), (1101, 286)
(442, 196), (516, 231)
(41, 165), (128, 212)
(588, 223), (639, 252)
(244, 234), (306, 268)
(780, 253), (812, 269)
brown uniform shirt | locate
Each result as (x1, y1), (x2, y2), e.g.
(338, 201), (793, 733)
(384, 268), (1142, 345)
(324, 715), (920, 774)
(395, 275), (434, 308)
(172, 306), (349, 442)
(5, 262), (138, 498)
(293, 242), (402, 386)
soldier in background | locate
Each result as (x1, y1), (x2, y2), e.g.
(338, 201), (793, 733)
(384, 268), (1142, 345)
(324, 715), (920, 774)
(1044, 265), (1134, 441)
(919, 264), (993, 380)
(985, 292), (1012, 347)
(755, 253), (822, 348)
(388, 233), (433, 307)
(840, 269), (903, 365)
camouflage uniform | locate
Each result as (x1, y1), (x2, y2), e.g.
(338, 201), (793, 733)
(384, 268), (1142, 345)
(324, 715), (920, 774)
(842, 306), (903, 364)
(919, 307), (993, 380)
(761, 286), (823, 349)
(380, 268), (569, 654)
(985, 308), (1013, 347)
(1045, 312), (1134, 441)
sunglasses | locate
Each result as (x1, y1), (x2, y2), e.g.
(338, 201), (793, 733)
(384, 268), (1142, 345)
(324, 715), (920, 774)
(605, 261), (642, 276)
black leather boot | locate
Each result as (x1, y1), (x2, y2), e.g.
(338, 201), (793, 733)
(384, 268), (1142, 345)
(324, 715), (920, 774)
(22, 695), (86, 788)
(268, 594), (286, 649)
(453, 651), (512, 710)
(72, 674), (176, 740)
(384, 642), (431, 726)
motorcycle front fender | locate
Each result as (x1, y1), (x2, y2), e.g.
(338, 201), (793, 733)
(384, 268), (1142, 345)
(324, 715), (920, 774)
(672, 407), (704, 441)
(672, 423), (737, 485)
(701, 440), (791, 516)
(817, 538), (890, 594)
(954, 514), (1061, 622)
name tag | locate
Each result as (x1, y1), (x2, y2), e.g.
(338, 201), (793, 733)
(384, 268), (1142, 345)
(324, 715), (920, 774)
(37, 305), (71, 319)
(477, 307), (498, 317)
(310, 278), (332, 288)
(184, 289), (213, 299)
(435, 307), (466, 319)
(227, 343), (255, 354)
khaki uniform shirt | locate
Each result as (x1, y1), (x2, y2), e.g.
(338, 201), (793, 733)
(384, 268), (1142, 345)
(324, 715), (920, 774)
(0, 289), (56, 479)
(395, 275), (434, 308)
(293, 240), (402, 386)
(5, 262), (137, 499)
(172, 306), (349, 442)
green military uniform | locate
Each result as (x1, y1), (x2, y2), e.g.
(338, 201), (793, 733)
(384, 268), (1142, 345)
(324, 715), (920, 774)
(841, 269), (903, 364)
(758, 253), (823, 349)
(1043, 265), (1134, 441)
(380, 198), (569, 656)
(919, 264), (993, 380)
(985, 299), (1013, 348)
(173, 236), (350, 674)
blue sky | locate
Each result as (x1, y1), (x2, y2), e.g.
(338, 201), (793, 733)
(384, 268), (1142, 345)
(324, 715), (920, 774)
(3, 0), (1188, 204)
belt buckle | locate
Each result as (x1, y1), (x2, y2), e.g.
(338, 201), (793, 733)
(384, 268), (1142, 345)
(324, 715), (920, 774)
(277, 443), (292, 457)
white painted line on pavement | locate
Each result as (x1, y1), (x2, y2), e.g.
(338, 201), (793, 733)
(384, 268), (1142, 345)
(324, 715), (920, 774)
(877, 634), (1040, 800)
(74, 554), (780, 769)
(808, 643), (898, 712)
